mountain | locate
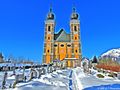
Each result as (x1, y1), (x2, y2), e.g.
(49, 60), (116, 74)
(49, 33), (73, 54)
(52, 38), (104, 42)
(100, 48), (120, 63)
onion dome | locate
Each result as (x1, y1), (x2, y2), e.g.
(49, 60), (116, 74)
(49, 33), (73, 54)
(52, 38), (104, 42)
(71, 7), (79, 20)
(47, 8), (54, 20)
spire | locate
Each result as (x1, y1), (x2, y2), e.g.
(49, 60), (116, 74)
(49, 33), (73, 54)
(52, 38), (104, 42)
(47, 5), (54, 20)
(49, 4), (52, 13)
(71, 6), (79, 20)
(50, 8), (52, 13)
(72, 7), (76, 13)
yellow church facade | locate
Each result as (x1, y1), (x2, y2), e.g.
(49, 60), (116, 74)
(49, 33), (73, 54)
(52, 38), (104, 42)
(43, 8), (82, 67)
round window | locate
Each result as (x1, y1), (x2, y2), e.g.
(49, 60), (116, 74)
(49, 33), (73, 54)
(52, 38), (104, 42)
(54, 44), (57, 47)
(61, 44), (64, 47)
(67, 44), (71, 47)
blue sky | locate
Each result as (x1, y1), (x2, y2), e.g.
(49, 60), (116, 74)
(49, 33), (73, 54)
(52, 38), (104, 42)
(0, 0), (120, 63)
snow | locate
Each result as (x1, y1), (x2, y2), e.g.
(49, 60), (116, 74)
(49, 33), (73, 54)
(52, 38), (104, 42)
(13, 69), (71, 90)
(74, 67), (120, 90)
(0, 66), (119, 90)
(101, 48), (120, 58)
(0, 63), (32, 67)
(72, 67), (83, 90)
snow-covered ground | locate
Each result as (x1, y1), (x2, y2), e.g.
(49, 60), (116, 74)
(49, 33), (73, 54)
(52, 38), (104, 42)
(0, 67), (120, 90)
(3, 69), (71, 90)
(73, 67), (120, 90)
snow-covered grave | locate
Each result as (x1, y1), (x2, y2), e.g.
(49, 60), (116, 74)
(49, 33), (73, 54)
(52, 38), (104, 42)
(0, 62), (74, 90)
(14, 69), (72, 90)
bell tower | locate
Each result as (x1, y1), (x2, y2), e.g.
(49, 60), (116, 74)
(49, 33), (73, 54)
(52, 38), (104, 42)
(70, 7), (82, 66)
(43, 8), (55, 64)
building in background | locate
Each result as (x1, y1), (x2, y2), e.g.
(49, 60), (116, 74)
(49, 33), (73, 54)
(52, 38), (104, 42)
(43, 7), (82, 67)
(0, 53), (4, 63)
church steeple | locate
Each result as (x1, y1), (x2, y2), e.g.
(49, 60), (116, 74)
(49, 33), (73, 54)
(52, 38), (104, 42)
(47, 7), (55, 20)
(43, 6), (55, 64)
(71, 7), (79, 20)
(70, 7), (81, 67)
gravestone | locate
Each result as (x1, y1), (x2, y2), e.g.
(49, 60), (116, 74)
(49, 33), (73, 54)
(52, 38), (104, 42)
(13, 65), (16, 75)
(48, 66), (53, 73)
(41, 68), (46, 75)
(29, 69), (37, 81)
(32, 70), (37, 78)
(15, 74), (24, 83)
(2, 71), (7, 89)
(37, 68), (42, 78)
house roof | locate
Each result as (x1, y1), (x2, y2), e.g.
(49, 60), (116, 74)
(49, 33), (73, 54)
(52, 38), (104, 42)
(54, 29), (71, 42)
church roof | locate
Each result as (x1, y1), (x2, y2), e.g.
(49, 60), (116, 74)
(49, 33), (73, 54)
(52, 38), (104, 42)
(54, 29), (71, 42)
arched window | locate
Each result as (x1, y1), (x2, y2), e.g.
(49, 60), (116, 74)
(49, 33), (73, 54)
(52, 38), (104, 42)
(75, 37), (77, 40)
(74, 26), (77, 31)
(47, 50), (50, 53)
(48, 37), (50, 40)
(48, 26), (51, 31)
(75, 50), (78, 53)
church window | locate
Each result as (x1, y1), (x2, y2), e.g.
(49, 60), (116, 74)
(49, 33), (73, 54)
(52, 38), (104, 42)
(67, 44), (71, 47)
(47, 50), (50, 53)
(48, 26), (51, 31)
(75, 50), (78, 53)
(48, 37), (50, 40)
(54, 44), (57, 47)
(74, 26), (77, 31)
(61, 44), (64, 47)
(75, 37), (77, 40)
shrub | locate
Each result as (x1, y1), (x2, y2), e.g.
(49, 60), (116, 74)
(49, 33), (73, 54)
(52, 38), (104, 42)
(13, 81), (17, 88)
(97, 74), (104, 78)
(98, 69), (101, 72)
(108, 74), (114, 77)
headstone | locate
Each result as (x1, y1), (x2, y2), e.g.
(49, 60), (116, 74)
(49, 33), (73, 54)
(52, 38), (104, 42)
(2, 72), (7, 89)
(48, 66), (53, 73)
(41, 68), (46, 75)
(29, 69), (37, 80)
(15, 74), (24, 83)
(32, 70), (37, 78)
(13, 65), (16, 75)
(37, 68), (42, 78)
(29, 71), (33, 81)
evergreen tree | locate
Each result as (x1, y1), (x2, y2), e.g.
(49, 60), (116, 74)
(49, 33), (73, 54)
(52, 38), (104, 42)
(92, 56), (98, 63)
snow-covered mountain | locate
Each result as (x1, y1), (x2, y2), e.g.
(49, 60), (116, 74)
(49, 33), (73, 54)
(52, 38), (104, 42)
(100, 48), (120, 63)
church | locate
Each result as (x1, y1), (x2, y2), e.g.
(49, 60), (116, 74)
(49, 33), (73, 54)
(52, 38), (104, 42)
(42, 7), (82, 67)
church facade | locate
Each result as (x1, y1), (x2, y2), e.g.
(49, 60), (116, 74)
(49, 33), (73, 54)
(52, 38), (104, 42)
(42, 8), (82, 67)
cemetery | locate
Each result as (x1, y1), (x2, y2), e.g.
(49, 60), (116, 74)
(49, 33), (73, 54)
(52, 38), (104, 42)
(0, 61), (65, 89)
